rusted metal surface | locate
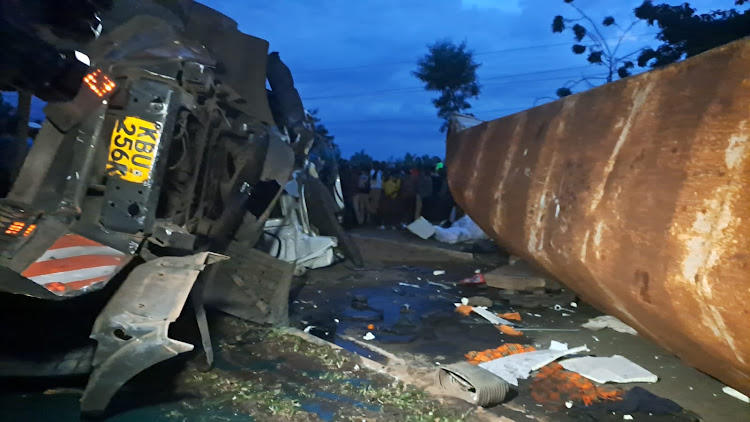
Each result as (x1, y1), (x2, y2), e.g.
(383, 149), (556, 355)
(447, 38), (750, 395)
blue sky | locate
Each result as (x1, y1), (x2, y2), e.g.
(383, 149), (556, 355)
(6, 0), (731, 160)
(200, 0), (728, 159)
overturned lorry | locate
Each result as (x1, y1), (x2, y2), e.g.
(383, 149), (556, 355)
(0, 0), (355, 415)
(447, 38), (750, 396)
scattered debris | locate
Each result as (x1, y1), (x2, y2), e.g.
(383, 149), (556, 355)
(433, 270), (446, 276)
(471, 306), (514, 325)
(467, 296), (493, 307)
(455, 305), (474, 316)
(623, 415), (634, 420)
(478, 343), (589, 386)
(460, 297), (470, 306)
(460, 274), (486, 285)
(475, 269), (482, 274)
(398, 282), (421, 289)
(427, 281), (451, 290)
(433, 215), (488, 244)
(582, 315), (637, 335)
(530, 362), (623, 410)
(407, 217), (436, 239)
(570, 302), (578, 308)
(483, 261), (562, 292)
(722, 386), (750, 403)
(565, 401), (574, 409)
(592, 336), (600, 342)
(363, 332), (376, 341)
(549, 341), (568, 351)
(304, 326), (316, 333)
(497, 325), (524, 336)
(553, 304), (576, 313)
(435, 362), (509, 406)
(466, 344), (537, 364)
(498, 312), (522, 322)
(560, 355), (659, 384)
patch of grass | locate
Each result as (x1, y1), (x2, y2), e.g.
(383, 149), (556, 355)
(180, 369), (307, 419)
(267, 332), (349, 369)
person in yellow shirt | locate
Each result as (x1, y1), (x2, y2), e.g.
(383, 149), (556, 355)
(383, 172), (401, 199)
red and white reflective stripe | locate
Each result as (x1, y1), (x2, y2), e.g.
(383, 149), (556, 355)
(21, 234), (127, 294)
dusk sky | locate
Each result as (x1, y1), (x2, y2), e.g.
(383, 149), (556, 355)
(201, 0), (727, 160)
(10, 0), (730, 160)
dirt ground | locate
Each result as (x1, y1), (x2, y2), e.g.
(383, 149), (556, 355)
(0, 230), (748, 421)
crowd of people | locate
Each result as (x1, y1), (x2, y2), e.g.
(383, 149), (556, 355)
(338, 161), (456, 229)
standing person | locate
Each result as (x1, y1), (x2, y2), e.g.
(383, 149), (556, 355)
(353, 167), (370, 225)
(339, 162), (358, 228)
(399, 168), (417, 224)
(415, 167), (434, 221)
(381, 171), (402, 227)
(368, 162), (384, 225)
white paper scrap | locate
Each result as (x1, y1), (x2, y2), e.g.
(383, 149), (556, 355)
(560, 355), (658, 384)
(407, 217), (436, 239)
(549, 340), (568, 351)
(472, 306), (513, 326)
(453, 304), (514, 326)
(582, 315), (637, 335)
(479, 345), (589, 386)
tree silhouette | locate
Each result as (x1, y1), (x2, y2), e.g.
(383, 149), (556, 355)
(308, 109), (341, 162)
(635, 0), (750, 68)
(552, 0), (643, 97)
(414, 40), (481, 132)
(349, 150), (373, 169)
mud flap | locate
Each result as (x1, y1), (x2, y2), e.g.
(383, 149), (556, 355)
(204, 245), (293, 326)
(80, 252), (226, 415)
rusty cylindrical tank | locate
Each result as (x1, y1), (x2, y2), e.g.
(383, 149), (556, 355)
(446, 38), (750, 395)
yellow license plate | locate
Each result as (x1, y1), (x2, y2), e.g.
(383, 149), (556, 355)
(106, 116), (162, 183)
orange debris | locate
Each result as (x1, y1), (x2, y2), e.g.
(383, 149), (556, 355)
(455, 305), (473, 316)
(497, 324), (524, 336)
(465, 343), (536, 364)
(498, 312), (522, 321)
(530, 363), (623, 410)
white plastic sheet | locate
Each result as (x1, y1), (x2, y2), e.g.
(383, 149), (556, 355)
(560, 355), (658, 384)
(433, 215), (488, 244)
(582, 315), (637, 335)
(479, 345), (590, 386)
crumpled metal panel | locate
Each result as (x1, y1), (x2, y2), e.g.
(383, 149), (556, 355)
(81, 252), (225, 414)
(446, 38), (750, 395)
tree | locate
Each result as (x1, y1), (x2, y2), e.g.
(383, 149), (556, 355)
(552, 0), (643, 97)
(349, 149), (373, 170)
(413, 40), (481, 132)
(635, 0), (750, 68)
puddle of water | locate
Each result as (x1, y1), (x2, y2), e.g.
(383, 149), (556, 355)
(0, 393), (246, 422)
(300, 403), (334, 421)
(314, 390), (381, 412)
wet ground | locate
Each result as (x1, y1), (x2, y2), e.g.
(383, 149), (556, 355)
(0, 231), (748, 421)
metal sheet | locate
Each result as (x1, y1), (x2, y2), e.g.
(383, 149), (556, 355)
(446, 38), (750, 395)
(81, 252), (225, 415)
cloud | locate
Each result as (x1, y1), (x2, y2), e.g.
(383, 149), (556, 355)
(461, 0), (522, 13)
